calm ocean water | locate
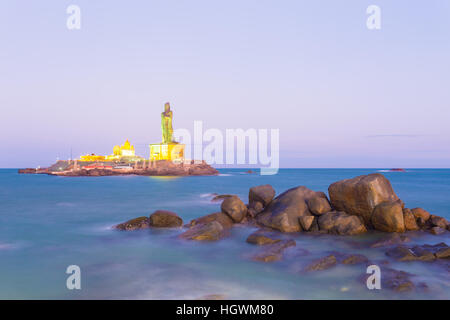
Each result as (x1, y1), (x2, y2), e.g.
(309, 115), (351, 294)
(0, 168), (449, 299)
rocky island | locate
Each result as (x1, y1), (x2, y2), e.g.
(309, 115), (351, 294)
(18, 103), (218, 177)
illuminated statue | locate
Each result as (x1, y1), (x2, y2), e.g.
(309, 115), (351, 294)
(161, 102), (174, 144)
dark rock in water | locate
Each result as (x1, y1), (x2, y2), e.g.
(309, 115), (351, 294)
(403, 208), (419, 231)
(304, 255), (337, 271)
(221, 196), (247, 223)
(252, 240), (296, 262)
(246, 230), (281, 245)
(149, 210), (183, 228)
(307, 196), (332, 216)
(430, 226), (446, 235)
(386, 243), (449, 262)
(256, 186), (322, 232)
(430, 215), (448, 229)
(318, 211), (367, 235)
(340, 254), (369, 265)
(371, 200), (405, 233)
(299, 215), (315, 231)
(115, 217), (150, 231)
(328, 173), (400, 225)
(385, 246), (417, 261)
(370, 233), (410, 248)
(411, 208), (430, 222)
(211, 194), (235, 202)
(189, 212), (234, 229)
(381, 267), (416, 292)
(179, 221), (228, 241)
(248, 184), (275, 213)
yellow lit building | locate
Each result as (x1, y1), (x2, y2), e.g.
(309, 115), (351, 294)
(80, 139), (141, 162)
(150, 143), (184, 162)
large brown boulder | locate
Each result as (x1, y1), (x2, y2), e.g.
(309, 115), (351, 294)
(328, 173), (400, 225)
(318, 211), (367, 235)
(307, 195), (332, 216)
(179, 221), (227, 241)
(221, 196), (247, 223)
(189, 212), (234, 229)
(403, 208), (419, 231)
(256, 186), (321, 232)
(149, 210), (183, 228)
(371, 200), (405, 233)
(115, 217), (150, 231)
(248, 185), (275, 209)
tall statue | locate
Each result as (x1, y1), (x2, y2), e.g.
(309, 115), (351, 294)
(161, 102), (174, 144)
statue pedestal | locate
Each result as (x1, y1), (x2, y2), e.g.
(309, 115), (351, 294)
(149, 143), (185, 162)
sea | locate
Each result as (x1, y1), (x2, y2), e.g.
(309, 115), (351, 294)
(0, 168), (449, 299)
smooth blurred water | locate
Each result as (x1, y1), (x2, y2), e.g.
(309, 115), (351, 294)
(0, 168), (449, 299)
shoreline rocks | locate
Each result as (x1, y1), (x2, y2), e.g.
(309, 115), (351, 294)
(149, 210), (183, 228)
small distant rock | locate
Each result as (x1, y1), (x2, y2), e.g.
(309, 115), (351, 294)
(304, 255), (337, 272)
(149, 210), (183, 228)
(115, 217), (150, 231)
(221, 196), (247, 223)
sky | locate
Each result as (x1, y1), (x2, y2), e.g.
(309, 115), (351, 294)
(0, 0), (449, 168)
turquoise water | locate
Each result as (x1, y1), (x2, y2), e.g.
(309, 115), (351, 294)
(0, 168), (449, 299)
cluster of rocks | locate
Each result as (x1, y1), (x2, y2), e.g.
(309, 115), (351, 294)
(116, 173), (449, 239)
(386, 242), (450, 262)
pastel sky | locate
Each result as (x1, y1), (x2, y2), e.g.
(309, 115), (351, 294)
(1, 1), (449, 168)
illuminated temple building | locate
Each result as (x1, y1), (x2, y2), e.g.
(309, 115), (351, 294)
(149, 102), (185, 162)
(79, 139), (141, 162)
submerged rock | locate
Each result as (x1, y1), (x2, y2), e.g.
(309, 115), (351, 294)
(189, 212), (234, 229)
(328, 173), (400, 225)
(115, 217), (150, 231)
(318, 211), (367, 235)
(149, 210), (183, 228)
(179, 221), (228, 241)
(370, 233), (410, 248)
(371, 200), (405, 233)
(256, 186), (323, 232)
(246, 230), (281, 245)
(386, 243), (449, 262)
(304, 255), (337, 271)
(251, 240), (296, 262)
(221, 196), (247, 223)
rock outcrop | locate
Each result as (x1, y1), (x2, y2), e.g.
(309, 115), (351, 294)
(115, 217), (150, 231)
(248, 185), (275, 216)
(256, 186), (324, 232)
(328, 173), (400, 225)
(179, 221), (228, 241)
(371, 200), (405, 233)
(149, 210), (183, 228)
(221, 196), (247, 223)
(318, 211), (367, 235)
